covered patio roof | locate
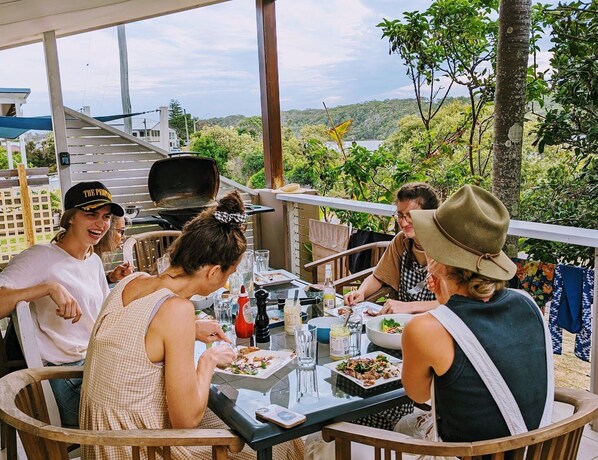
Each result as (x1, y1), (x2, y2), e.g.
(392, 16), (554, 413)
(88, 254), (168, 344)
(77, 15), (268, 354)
(0, 0), (284, 189)
(0, 0), (229, 51)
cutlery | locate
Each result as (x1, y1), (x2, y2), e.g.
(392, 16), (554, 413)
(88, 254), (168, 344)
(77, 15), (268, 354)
(407, 274), (430, 296)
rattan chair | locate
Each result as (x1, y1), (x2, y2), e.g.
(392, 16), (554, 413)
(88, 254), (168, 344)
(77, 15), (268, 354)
(122, 230), (181, 274)
(0, 367), (245, 460)
(304, 240), (394, 300)
(322, 387), (598, 460)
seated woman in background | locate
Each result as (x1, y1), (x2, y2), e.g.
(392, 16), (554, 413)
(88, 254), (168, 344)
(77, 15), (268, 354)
(0, 181), (124, 427)
(344, 182), (440, 314)
(401, 185), (552, 441)
(94, 215), (133, 283)
(80, 190), (304, 460)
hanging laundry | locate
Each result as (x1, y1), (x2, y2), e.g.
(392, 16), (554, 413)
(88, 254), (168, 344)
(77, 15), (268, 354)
(511, 258), (555, 309)
(549, 264), (594, 362)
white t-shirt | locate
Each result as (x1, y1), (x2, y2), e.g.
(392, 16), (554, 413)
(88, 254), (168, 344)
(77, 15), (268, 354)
(0, 243), (109, 364)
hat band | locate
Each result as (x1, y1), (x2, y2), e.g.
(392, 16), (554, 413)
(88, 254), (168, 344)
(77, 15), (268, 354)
(432, 212), (510, 273)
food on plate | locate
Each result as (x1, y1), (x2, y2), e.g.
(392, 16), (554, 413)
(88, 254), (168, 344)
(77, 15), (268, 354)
(336, 354), (400, 387)
(238, 346), (260, 355)
(225, 352), (274, 375)
(381, 318), (405, 334)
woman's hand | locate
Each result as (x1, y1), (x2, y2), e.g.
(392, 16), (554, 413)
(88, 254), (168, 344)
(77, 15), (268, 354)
(202, 343), (237, 368)
(195, 319), (230, 344)
(108, 262), (133, 283)
(378, 299), (413, 315)
(344, 290), (364, 306)
(47, 282), (82, 323)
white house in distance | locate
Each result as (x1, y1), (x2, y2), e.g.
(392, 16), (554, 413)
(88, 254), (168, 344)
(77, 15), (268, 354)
(0, 87), (31, 167)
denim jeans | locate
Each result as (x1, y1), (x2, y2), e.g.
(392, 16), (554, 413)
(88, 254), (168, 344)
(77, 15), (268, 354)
(47, 359), (85, 428)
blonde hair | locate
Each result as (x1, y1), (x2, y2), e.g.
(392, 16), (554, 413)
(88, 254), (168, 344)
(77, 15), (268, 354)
(94, 215), (129, 258)
(447, 266), (506, 301)
(51, 208), (79, 244)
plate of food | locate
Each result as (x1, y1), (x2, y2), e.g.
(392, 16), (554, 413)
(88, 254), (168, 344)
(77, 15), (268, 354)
(326, 302), (382, 318)
(324, 352), (402, 388)
(215, 346), (294, 379)
(254, 269), (299, 287)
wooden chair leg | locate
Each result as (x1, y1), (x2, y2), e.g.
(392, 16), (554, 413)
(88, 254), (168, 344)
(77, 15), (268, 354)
(3, 423), (18, 460)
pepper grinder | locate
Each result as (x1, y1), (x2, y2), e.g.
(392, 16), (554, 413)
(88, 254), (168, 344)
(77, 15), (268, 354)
(254, 289), (270, 344)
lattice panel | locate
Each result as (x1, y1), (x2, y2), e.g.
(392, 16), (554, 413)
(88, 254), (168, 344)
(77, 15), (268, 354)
(0, 186), (54, 265)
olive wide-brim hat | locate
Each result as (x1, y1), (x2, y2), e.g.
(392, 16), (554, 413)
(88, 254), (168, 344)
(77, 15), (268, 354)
(410, 185), (516, 281)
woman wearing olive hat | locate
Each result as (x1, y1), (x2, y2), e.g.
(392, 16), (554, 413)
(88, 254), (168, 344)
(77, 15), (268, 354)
(0, 181), (124, 427)
(401, 185), (553, 442)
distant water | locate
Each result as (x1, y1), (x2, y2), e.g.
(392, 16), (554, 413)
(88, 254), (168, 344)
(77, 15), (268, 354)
(325, 140), (383, 151)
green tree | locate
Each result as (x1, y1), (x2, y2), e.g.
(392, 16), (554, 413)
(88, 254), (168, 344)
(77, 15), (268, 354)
(168, 99), (192, 144)
(379, 0), (499, 170)
(0, 147), (21, 169)
(26, 134), (56, 172)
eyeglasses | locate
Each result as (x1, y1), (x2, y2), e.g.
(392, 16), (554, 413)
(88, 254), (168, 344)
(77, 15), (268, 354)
(393, 211), (412, 222)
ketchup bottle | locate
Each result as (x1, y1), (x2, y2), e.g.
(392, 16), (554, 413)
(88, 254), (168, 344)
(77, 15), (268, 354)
(235, 285), (254, 338)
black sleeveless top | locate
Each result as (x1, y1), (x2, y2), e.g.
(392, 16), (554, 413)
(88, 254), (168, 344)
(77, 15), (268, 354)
(435, 289), (547, 442)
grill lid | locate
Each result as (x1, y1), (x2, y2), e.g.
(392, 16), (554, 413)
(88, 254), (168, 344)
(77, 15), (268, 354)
(148, 156), (220, 209)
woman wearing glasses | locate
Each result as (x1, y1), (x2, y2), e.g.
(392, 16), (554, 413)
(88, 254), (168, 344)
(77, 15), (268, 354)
(95, 215), (133, 283)
(344, 182), (440, 315)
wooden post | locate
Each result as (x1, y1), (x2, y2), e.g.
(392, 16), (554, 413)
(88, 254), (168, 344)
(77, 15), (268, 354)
(17, 164), (35, 247)
(256, 0), (283, 190)
(43, 30), (71, 202)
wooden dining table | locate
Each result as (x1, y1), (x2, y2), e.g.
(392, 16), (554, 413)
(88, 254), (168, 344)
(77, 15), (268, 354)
(197, 280), (409, 460)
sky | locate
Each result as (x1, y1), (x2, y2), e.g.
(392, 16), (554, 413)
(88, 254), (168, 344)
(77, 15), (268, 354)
(0, 0), (551, 125)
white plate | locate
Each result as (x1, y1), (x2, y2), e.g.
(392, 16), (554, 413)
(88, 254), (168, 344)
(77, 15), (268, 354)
(190, 294), (215, 311)
(325, 301), (382, 318)
(215, 348), (294, 379)
(254, 269), (299, 287)
(323, 351), (402, 389)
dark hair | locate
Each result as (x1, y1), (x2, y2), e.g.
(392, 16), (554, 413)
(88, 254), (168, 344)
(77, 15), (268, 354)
(396, 182), (440, 209)
(168, 190), (247, 274)
(396, 182), (440, 266)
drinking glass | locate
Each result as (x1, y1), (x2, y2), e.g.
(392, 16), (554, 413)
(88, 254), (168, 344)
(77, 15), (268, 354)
(294, 324), (317, 369)
(214, 292), (233, 327)
(254, 249), (270, 273)
(347, 315), (363, 357)
(296, 368), (319, 404)
(237, 249), (254, 296)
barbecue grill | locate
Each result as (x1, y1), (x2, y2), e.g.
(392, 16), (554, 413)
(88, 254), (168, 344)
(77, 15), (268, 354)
(148, 156), (220, 230)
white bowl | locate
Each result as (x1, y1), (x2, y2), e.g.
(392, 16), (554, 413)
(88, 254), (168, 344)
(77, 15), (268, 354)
(365, 314), (413, 350)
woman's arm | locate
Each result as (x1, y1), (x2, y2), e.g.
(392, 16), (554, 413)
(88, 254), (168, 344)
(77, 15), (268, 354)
(344, 274), (383, 305)
(0, 284), (82, 322)
(378, 299), (439, 315)
(401, 313), (454, 403)
(154, 298), (235, 428)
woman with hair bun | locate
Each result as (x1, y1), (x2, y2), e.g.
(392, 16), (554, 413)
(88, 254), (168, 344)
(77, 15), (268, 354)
(80, 190), (304, 460)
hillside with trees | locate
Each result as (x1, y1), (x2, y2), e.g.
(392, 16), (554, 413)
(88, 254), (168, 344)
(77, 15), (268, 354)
(195, 98), (456, 140)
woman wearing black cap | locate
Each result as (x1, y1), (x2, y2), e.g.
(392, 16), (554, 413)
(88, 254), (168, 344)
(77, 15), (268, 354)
(0, 181), (125, 427)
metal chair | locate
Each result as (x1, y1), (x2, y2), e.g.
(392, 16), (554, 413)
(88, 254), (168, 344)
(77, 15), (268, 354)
(122, 230), (181, 274)
(0, 367), (245, 460)
(304, 240), (394, 300)
(322, 387), (598, 460)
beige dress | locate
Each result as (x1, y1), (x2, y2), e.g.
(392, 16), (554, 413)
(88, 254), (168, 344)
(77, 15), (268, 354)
(80, 273), (304, 460)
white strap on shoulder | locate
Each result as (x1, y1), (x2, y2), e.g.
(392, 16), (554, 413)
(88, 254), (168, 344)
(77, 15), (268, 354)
(429, 305), (528, 435)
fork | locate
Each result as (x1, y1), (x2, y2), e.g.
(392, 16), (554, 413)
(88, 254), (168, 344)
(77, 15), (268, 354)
(407, 274), (430, 296)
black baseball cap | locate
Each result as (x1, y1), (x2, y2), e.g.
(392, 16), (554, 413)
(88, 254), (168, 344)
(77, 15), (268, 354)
(64, 181), (125, 217)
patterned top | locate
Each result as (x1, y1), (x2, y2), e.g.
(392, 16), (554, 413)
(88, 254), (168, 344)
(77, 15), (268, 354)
(80, 273), (303, 459)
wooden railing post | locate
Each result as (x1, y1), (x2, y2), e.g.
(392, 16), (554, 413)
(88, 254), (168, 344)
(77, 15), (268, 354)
(17, 164), (35, 247)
